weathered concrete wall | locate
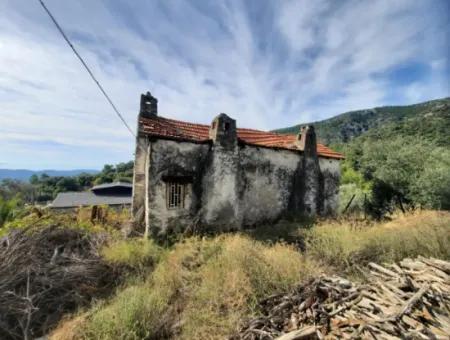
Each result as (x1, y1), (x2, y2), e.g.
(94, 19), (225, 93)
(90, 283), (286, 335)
(201, 144), (240, 230)
(137, 137), (341, 236)
(146, 139), (209, 236)
(239, 146), (300, 226)
(318, 158), (341, 215)
(131, 134), (149, 233)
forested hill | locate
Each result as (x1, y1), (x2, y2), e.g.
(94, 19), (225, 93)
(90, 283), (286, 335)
(274, 97), (450, 146)
(276, 96), (450, 213)
(284, 96), (450, 213)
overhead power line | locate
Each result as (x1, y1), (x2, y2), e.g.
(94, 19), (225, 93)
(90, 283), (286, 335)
(37, 0), (136, 138)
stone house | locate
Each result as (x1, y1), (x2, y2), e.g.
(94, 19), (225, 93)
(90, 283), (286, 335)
(132, 92), (344, 237)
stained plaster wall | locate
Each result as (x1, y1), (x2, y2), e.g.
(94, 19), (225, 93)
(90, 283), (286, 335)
(131, 134), (149, 233)
(238, 146), (300, 226)
(138, 138), (340, 236)
(146, 139), (210, 237)
(319, 158), (341, 215)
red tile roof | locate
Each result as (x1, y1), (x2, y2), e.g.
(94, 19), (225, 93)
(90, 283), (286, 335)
(140, 116), (344, 159)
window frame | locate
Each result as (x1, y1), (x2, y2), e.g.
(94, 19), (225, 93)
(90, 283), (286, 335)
(166, 181), (186, 209)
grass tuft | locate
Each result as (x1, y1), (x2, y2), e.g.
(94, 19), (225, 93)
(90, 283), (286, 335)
(101, 238), (163, 274)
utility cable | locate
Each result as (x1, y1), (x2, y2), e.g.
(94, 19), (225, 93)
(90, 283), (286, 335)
(37, 0), (136, 138)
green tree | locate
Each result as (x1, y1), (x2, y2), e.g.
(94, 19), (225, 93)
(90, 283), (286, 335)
(342, 135), (450, 213)
(55, 177), (80, 193)
(29, 174), (39, 185)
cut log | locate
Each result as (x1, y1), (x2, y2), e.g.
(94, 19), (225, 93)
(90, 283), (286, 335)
(274, 326), (317, 340)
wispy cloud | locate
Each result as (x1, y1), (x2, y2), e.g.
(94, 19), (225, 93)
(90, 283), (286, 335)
(0, 0), (448, 169)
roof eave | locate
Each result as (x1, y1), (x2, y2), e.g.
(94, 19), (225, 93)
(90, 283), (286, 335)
(143, 133), (344, 159)
(146, 134), (212, 145)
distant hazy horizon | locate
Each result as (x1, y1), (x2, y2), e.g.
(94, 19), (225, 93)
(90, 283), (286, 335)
(0, 168), (99, 181)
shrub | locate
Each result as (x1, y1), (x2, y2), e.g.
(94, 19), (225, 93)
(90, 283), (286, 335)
(0, 196), (21, 229)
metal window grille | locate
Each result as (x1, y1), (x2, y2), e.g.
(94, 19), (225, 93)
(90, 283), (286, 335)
(167, 182), (185, 209)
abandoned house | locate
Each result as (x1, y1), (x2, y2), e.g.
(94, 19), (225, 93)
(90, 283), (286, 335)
(51, 182), (132, 210)
(132, 92), (344, 237)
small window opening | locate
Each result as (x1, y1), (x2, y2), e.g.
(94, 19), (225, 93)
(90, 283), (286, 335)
(166, 182), (185, 209)
(212, 121), (216, 129)
(224, 122), (230, 131)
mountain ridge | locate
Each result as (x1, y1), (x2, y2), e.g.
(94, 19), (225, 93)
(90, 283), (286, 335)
(274, 97), (450, 145)
(0, 169), (99, 181)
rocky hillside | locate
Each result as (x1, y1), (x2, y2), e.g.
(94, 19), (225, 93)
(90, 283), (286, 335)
(275, 97), (450, 146)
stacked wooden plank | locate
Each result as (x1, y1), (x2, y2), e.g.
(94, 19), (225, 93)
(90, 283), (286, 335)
(233, 257), (450, 339)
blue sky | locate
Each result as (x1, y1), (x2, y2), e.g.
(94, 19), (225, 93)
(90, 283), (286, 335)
(0, 0), (449, 170)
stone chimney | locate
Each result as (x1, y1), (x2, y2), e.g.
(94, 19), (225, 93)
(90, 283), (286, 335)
(296, 125), (317, 156)
(209, 113), (237, 149)
(139, 91), (158, 118)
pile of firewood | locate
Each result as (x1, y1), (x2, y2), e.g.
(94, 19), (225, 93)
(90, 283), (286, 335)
(233, 257), (450, 339)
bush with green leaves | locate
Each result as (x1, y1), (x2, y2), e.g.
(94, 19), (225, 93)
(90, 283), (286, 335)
(339, 161), (372, 213)
(358, 137), (450, 210)
(0, 196), (20, 228)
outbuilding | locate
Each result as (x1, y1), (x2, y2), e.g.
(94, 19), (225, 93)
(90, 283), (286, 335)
(51, 182), (132, 210)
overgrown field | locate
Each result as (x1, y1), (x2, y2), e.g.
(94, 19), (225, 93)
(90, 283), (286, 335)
(45, 210), (450, 340)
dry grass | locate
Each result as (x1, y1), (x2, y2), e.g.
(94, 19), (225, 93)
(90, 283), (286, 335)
(66, 237), (221, 339)
(1, 206), (126, 238)
(101, 238), (163, 276)
(305, 210), (450, 270)
(76, 205), (130, 230)
(50, 210), (450, 340)
(53, 235), (321, 340)
(181, 236), (320, 339)
(50, 314), (87, 340)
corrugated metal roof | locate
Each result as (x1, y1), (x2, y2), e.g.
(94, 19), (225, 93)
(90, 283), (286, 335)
(140, 116), (344, 159)
(51, 192), (131, 208)
(91, 182), (132, 191)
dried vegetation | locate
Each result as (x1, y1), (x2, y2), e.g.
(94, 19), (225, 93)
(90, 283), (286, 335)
(0, 225), (114, 340)
(53, 235), (322, 340)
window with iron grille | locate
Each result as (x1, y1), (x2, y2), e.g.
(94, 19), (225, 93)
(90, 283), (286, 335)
(166, 182), (185, 209)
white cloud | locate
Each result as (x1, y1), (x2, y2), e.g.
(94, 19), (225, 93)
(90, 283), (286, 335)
(0, 0), (447, 169)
